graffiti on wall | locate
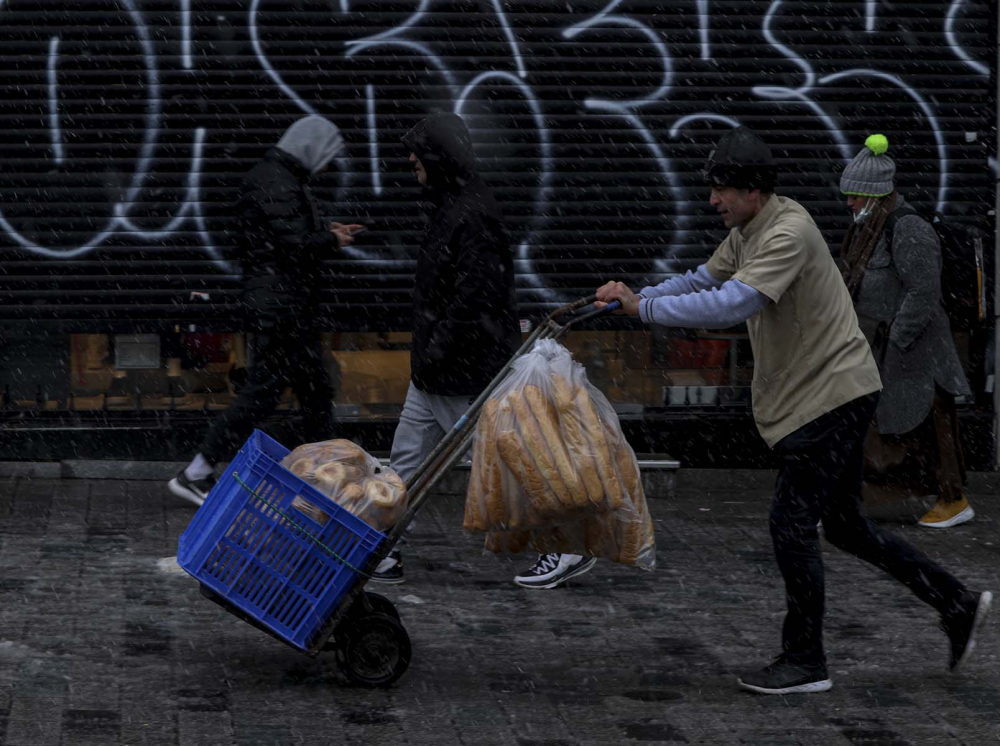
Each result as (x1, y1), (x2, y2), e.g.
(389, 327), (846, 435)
(0, 0), (993, 310)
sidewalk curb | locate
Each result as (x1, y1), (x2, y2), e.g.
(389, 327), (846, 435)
(0, 458), (679, 497)
(0, 461), (994, 496)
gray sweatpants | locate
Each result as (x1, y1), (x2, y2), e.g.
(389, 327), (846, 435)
(390, 382), (472, 538)
(390, 382), (471, 483)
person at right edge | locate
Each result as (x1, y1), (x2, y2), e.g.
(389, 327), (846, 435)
(593, 126), (992, 695)
(839, 134), (974, 528)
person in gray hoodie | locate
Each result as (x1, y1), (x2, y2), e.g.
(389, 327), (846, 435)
(169, 115), (363, 506)
(839, 134), (974, 529)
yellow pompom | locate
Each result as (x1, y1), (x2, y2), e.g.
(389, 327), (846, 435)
(865, 134), (889, 156)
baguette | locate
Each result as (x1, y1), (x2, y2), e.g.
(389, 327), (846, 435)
(484, 531), (502, 553)
(510, 391), (574, 509)
(551, 378), (604, 507)
(498, 429), (562, 519)
(523, 385), (587, 508)
(552, 373), (576, 412)
(468, 401), (503, 529)
(463, 476), (476, 531)
(505, 529), (531, 554)
(486, 529), (530, 555)
(582, 513), (618, 561)
(463, 463), (489, 532)
(615, 440), (641, 502)
(478, 399), (500, 496)
(617, 513), (652, 566)
(484, 456), (508, 528)
(470, 412), (488, 502)
(503, 457), (524, 529)
(573, 386), (624, 509)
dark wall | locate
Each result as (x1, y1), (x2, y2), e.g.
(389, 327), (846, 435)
(0, 0), (995, 332)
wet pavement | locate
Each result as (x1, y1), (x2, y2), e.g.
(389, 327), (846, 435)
(0, 470), (997, 745)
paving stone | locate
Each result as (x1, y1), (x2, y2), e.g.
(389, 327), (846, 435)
(4, 696), (63, 746)
(0, 475), (997, 744)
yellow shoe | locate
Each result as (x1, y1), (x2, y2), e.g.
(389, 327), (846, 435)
(919, 495), (975, 529)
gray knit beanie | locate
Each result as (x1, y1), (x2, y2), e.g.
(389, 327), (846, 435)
(840, 134), (895, 197)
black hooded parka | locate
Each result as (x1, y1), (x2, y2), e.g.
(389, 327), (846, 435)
(401, 113), (520, 396)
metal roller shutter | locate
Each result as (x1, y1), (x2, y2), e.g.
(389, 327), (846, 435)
(0, 0), (995, 332)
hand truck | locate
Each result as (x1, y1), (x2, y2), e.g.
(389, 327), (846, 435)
(178, 296), (620, 687)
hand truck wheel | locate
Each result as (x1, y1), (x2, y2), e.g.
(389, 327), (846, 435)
(353, 591), (401, 621)
(334, 612), (411, 688)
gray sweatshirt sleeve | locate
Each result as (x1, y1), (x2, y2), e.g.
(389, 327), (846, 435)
(887, 215), (941, 352)
(638, 279), (770, 329)
(639, 264), (723, 300)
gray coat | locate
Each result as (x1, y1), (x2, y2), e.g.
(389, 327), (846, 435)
(853, 195), (971, 435)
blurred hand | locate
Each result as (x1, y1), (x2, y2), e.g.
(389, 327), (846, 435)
(329, 222), (366, 248)
(594, 281), (640, 316)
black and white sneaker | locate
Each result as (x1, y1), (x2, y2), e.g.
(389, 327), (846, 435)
(738, 654), (833, 695)
(167, 470), (217, 507)
(370, 549), (405, 585)
(943, 590), (993, 671)
(513, 553), (597, 589)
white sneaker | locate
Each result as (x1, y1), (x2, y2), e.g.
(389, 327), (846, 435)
(370, 549), (405, 585)
(513, 553), (597, 589)
(167, 470), (216, 507)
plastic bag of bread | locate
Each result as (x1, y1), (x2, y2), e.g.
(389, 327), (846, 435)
(465, 338), (651, 548)
(280, 439), (407, 531)
(483, 430), (656, 568)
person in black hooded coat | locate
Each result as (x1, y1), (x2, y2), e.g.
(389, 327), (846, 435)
(168, 115), (363, 506)
(371, 112), (520, 584)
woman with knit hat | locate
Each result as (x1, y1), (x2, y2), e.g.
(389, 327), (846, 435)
(839, 134), (974, 528)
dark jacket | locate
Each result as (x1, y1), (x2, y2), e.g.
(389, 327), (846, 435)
(235, 148), (339, 327)
(402, 113), (520, 396)
(853, 194), (971, 434)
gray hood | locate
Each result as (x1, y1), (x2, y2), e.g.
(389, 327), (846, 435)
(275, 115), (345, 175)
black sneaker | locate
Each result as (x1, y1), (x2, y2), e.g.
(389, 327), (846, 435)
(167, 470), (217, 507)
(513, 553), (598, 589)
(370, 549), (405, 585)
(943, 590), (993, 671)
(738, 655), (833, 695)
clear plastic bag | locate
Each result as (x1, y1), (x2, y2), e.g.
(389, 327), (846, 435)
(281, 439), (407, 531)
(465, 339), (655, 568)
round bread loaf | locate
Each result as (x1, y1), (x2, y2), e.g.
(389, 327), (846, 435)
(339, 482), (365, 503)
(314, 461), (347, 493)
(288, 457), (315, 479)
(365, 478), (396, 508)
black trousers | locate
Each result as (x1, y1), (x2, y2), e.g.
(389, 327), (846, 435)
(771, 392), (967, 665)
(199, 325), (336, 464)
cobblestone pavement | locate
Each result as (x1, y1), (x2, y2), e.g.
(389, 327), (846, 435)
(0, 472), (997, 745)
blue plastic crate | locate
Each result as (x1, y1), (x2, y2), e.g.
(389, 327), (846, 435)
(177, 430), (386, 651)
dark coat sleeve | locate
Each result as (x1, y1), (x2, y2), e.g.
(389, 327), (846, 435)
(239, 172), (338, 267)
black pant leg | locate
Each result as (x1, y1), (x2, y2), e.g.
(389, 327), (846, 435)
(771, 433), (845, 663)
(770, 394), (882, 665)
(287, 330), (337, 444)
(198, 331), (290, 464)
(822, 417), (968, 616)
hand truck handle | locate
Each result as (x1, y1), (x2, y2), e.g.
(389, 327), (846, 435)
(558, 299), (621, 327)
(546, 294), (598, 322)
